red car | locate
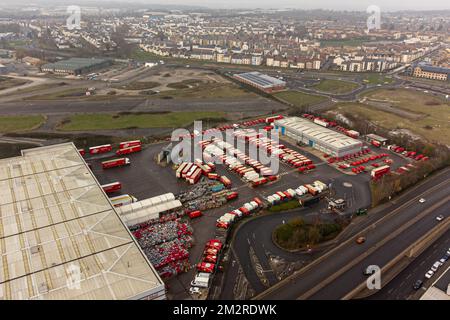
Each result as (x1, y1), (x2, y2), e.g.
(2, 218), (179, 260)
(203, 255), (218, 264)
(206, 239), (223, 251)
(197, 262), (216, 273)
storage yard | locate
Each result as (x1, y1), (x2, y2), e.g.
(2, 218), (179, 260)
(0, 110), (431, 300)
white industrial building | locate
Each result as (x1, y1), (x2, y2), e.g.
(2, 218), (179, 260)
(117, 193), (182, 227)
(0, 143), (165, 300)
(274, 117), (363, 157)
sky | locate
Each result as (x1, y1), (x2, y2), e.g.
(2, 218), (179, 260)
(123, 0), (449, 11)
(7, 0), (450, 11)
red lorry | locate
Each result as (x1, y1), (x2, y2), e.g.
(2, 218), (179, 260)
(89, 144), (112, 154)
(220, 176), (232, 188)
(119, 140), (141, 149)
(116, 144), (142, 155)
(101, 158), (130, 169)
(371, 165), (390, 179)
(101, 182), (122, 193)
(188, 210), (203, 219)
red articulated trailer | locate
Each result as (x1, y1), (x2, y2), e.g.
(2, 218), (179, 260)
(119, 140), (141, 149)
(101, 158), (130, 169)
(226, 191), (239, 201)
(220, 176), (232, 188)
(188, 210), (203, 219)
(371, 165), (390, 180)
(89, 144), (112, 155)
(265, 115), (284, 123)
(116, 144), (142, 155)
(101, 182), (122, 194)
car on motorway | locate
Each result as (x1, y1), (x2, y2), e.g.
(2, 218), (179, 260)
(413, 280), (423, 290)
(431, 261), (441, 272)
(425, 270), (434, 279)
(436, 215), (444, 221)
(419, 198), (426, 203)
(356, 236), (366, 244)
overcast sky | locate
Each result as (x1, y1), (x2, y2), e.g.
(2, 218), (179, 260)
(7, 0), (450, 11)
(127, 0), (449, 11)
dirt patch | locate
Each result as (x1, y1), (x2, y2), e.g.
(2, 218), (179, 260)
(363, 99), (426, 120)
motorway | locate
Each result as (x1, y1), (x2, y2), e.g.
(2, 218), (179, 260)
(251, 167), (450, 300)
(368, 230), (450, 300)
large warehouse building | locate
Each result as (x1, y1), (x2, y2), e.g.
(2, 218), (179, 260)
(233, 71), (286, 93)
(0, 143), (166, 300)
(274, 117), (363, 157)
(41, 57), (112, 75)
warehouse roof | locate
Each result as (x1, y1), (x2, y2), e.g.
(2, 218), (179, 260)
(366, 133), (388, 142)
(234, 71), (286, 88)
(275, 117), (363, 150)
(42, 58), (110, 71)
(416, 62), (450, 75)
(0, 143), (164, 300)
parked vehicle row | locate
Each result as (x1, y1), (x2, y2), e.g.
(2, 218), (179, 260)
(216, 198), (263, 229)
(266, 181), (328, 206)
(422, 247), (450, 284)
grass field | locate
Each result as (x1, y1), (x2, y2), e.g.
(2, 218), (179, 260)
(362, 74), (394, 85)
(330, 89), (450, 144)
(115, 81), (161, 90)
(0, 115), (45, 132)
(273, 90), (328, 109)
(25, 87), (88, 100)
(268, 200), (301, 212)
(312, 79), (359, 94)
(58, 111), (226, 131)
(153, 83), (253, 100)
(273, 217), (342, 250)
(0, 76), (30, 91)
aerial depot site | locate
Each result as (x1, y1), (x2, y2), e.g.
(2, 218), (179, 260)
(0, 0), (448, 309)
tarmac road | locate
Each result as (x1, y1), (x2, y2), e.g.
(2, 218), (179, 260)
(254, 168), (450, 300)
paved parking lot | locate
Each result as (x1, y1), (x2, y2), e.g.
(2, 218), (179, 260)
(85, 129), (416, 299)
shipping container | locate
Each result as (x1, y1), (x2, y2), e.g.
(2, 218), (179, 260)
(116, 144), (142, 155)
(371, 165), (390, 179)
(89, 144), (112, 154)
(220, 176), (232, 188)
(101, 157), (130, 169)
(188, 210), (203, 219)
(119, 140), (141, 149)
(109, 194), (137, 207)
(101, 182), (122, 194)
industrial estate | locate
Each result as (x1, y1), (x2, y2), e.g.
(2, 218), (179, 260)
(0, 0), (448, 304)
